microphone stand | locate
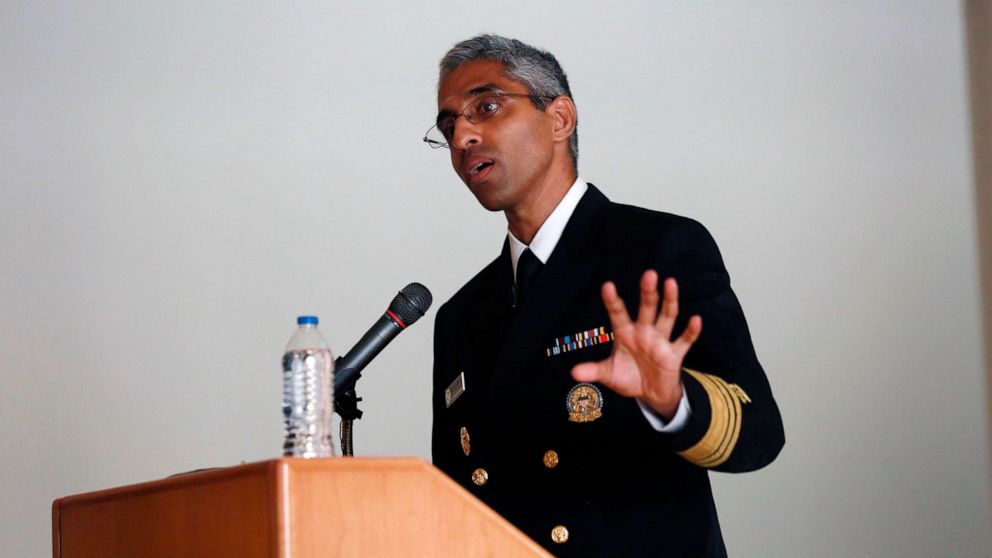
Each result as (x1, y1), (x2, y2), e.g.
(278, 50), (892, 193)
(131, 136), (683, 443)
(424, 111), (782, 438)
(334, 376), (363, 457)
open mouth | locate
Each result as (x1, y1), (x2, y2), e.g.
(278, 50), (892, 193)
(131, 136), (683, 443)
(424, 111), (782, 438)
(470, 161), (494, 176)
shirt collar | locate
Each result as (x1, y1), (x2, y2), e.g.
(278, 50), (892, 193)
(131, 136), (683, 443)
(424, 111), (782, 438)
(508, 177), (588, 281)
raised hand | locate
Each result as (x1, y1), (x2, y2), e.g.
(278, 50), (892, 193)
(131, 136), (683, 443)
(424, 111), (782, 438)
(571, 270), (702, 420)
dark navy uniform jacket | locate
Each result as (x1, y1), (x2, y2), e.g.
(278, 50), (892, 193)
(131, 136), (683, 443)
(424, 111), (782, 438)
(432, 184), (784, 557)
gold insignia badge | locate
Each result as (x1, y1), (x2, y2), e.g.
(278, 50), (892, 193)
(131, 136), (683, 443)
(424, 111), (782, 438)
(566, 383), (604, 423)
(460, 426), (471, 456)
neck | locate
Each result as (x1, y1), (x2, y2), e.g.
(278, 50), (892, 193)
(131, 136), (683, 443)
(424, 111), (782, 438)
(505, 167), (577, 245)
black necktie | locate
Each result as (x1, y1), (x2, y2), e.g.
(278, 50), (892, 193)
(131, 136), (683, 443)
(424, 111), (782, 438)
(516, 248), (543, 307)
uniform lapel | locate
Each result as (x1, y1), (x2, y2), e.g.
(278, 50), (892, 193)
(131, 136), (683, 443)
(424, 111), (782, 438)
(463, 240), (515, 387)
(488, 184), (611, 411)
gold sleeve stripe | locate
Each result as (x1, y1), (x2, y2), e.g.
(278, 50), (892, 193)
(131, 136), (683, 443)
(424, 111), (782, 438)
(676, 369), (750, 468)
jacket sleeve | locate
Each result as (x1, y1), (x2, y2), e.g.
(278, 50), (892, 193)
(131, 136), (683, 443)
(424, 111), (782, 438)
(656, 218), (785, 472)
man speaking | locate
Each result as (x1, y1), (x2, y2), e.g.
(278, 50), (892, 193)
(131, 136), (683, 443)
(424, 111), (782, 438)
(427, 34), (784, 557)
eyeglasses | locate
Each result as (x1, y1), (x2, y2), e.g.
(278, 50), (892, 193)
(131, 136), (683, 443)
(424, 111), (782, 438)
(423, 91), (554, 149)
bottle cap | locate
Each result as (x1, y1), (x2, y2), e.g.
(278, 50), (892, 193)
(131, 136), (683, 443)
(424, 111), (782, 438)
(297, 316), (319, 325)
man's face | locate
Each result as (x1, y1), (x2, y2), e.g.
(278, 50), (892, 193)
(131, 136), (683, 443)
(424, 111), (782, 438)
(436, 59), (555, 213)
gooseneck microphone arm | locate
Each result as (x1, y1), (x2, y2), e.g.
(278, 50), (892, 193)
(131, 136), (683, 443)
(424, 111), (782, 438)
(333, 283), (432, 456)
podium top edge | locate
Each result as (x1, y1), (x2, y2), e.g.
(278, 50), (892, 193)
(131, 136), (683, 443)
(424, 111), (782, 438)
(53, 457), (433, 508)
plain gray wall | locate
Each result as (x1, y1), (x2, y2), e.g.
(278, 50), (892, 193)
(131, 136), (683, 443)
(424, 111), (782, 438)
(2, 2), (988, 557)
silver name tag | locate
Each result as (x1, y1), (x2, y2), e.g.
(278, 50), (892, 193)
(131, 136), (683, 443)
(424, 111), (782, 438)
(445, 372), (466, 408)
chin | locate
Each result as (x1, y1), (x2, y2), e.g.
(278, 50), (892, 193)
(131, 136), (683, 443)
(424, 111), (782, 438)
(464, 181), (505, 212)
(470, 192), (507, 213)
(478, 201), (506, 213)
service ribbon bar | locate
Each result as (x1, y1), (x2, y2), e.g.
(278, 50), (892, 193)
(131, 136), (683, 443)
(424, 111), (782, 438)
(546, 326), (614, 357)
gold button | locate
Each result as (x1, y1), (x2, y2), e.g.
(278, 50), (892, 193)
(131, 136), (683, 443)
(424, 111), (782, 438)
(471, 468), (488, 486)
(543, 450), (559, 469)
(551, 525), (569, 544)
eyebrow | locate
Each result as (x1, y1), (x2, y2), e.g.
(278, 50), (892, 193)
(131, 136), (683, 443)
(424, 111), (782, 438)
(436, 83), (503, 123)
(467, 83), (500, 96)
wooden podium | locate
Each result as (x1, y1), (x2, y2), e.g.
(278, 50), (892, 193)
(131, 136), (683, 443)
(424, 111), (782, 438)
(52, 457), (551, 557)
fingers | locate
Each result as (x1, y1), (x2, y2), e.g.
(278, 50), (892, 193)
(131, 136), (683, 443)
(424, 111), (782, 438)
(605, 274), (699, 357)
(601, 281), (632, 330)
(637, 270), (660, 326)
(655, 277), (679, 337)
(671, 314), (703, 357)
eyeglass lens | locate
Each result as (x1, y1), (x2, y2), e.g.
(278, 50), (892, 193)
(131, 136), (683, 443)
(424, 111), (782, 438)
(427, 95), (505, 147)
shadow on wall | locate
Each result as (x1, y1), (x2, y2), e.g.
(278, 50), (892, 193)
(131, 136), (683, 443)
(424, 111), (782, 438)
(965, 0), (992, 518)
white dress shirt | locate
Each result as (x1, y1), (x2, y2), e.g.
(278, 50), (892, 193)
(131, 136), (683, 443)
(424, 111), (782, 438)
(506, 177), (692, 433)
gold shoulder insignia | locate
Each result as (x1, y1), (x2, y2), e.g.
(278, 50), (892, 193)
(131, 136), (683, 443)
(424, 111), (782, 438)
(676, 369), (751, 468)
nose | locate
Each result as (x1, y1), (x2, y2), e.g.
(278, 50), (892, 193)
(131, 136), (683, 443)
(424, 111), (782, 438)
(451, 116), (481, 150)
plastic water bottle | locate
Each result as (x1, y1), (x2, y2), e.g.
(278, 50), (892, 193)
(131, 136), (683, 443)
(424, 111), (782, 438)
(282, 316), (335, 458)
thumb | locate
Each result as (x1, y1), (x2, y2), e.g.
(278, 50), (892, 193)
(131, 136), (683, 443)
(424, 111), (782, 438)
(571, 361), (607, 383)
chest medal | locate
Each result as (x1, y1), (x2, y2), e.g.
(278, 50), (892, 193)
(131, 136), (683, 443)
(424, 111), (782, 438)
(567, 383), (604, 423)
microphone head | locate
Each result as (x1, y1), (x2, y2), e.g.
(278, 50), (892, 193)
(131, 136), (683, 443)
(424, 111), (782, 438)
(389, 283), (433, 326)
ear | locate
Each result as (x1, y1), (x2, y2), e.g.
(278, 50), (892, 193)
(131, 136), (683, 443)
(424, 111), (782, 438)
(547, 96), (577, 144)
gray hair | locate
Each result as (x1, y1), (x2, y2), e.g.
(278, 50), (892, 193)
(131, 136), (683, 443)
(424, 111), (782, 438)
(439, 34), (578, 167)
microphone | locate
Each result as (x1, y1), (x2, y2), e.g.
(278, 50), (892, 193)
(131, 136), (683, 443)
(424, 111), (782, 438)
(332, 282), (433, 396)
